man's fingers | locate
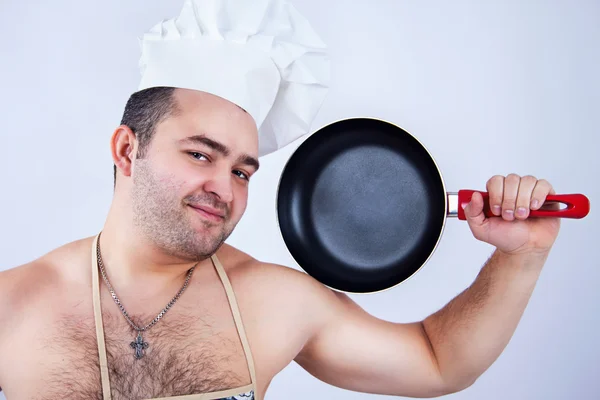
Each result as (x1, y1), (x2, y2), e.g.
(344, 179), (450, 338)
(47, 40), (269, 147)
(500, 173), (520, 221)
(485, 175), (555, 219)
(486, 175), (504, 216)
(515, 175), (537, 220)
(531, 179), (554, 210)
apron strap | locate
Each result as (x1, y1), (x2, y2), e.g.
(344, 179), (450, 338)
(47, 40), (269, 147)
(92, 233), (112, 400)
(210, 254), (258, 391)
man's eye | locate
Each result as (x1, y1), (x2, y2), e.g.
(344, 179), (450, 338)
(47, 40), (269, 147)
(189, 152), (208, 161)
(233, 170), (249, 181)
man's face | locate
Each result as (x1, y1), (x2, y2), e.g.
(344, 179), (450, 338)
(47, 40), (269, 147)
(130, 89), (259, 261)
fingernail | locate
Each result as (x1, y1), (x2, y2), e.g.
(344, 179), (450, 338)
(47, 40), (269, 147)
(503, 209), (514, 219)
(531, 199), (539, 209)
(517, 207), (527, 217)
(493, 205), (501, 215)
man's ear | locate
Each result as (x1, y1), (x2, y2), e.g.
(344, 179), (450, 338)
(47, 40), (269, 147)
(111, 125), (137, 178)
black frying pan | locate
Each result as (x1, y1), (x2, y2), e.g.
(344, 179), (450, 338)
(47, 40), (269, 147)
(276, 117), (590, 294)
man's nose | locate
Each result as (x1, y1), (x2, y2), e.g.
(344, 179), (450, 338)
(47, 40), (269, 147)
(204, 171), (234, 204)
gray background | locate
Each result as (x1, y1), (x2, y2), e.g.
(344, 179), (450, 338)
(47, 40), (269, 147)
(1, 0), (598, 399)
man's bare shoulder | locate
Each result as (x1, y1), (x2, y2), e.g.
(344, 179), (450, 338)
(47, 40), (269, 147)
(0, 236), (93, 281)
(0, 237), (94, 331)
(215, 244), (344, 329)
(217, 244), (332, 296)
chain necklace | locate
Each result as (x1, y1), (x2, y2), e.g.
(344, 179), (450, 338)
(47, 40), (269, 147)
(96, 236), (197, 360)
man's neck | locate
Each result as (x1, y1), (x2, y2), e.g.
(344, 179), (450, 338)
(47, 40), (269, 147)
(98, 207), (209, 296)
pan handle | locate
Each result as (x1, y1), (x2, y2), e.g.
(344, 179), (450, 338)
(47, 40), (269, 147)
(452, 190), (590, 220)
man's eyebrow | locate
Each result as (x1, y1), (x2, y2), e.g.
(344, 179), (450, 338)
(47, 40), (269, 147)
(238, 154), (260, 171)
(180, 134), (260, 171)
(181, 135), (230, 156)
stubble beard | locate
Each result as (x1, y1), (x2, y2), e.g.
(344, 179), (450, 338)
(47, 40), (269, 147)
(131, 160), (235, 261)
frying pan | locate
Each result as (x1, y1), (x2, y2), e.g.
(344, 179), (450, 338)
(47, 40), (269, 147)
(276, 117), (590, 294)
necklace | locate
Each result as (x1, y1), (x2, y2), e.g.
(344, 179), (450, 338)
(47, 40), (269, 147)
(96, 236), (197, 359)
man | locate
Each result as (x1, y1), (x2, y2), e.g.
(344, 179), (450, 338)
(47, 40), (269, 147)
(0, 1), (562, 399)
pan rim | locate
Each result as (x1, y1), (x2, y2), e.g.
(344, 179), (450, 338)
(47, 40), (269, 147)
(274, 116), (449, 294)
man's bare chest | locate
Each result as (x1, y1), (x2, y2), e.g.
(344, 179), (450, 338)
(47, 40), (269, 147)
(8, 309), (251, 400)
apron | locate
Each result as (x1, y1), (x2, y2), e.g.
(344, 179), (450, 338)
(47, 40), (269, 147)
(90, 234), (259, 400)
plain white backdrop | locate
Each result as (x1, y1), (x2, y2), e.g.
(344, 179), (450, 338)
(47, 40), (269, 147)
(1, 0), (598, 399)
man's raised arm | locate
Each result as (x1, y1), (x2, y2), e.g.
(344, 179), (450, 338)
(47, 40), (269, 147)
(295, 174), (560, 397)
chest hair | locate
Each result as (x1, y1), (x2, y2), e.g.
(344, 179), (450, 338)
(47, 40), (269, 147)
(41, 310), (249, 400)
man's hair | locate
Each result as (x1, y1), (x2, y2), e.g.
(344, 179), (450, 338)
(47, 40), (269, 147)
(114, 86), (179, 183)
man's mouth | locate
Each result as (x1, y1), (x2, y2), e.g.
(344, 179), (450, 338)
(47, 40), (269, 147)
(188, 204), (226, 222)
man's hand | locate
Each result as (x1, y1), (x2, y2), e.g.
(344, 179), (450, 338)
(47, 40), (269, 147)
(463, 174), (561, 255)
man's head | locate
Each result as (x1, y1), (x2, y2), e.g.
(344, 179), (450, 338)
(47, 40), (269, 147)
(111, 87), (260, 261)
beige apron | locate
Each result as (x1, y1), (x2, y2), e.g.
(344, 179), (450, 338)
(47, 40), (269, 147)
(91, 234), (258, 399)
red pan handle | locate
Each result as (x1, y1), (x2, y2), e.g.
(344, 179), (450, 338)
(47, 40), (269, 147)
(457, 190), (590, 220)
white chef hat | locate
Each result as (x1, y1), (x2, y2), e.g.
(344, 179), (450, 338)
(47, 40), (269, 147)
(137, 0), (331, 157)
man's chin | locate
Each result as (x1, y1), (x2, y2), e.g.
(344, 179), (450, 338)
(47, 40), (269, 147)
(186, 210), (235, 244)
(189, 224), (229, 247)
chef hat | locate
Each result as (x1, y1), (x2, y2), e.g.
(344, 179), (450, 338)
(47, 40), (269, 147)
(137, 0), (331, 157)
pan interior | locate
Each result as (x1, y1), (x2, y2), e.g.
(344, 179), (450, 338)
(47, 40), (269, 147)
(277, 119), (446, 293)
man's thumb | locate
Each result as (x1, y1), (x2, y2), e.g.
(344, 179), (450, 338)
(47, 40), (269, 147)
(463, 191), (486, 229)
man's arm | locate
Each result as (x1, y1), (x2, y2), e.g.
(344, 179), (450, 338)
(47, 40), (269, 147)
(295, 174), (559, 397)
(295, 249), (547, 397)
(422, 249), (547, 390)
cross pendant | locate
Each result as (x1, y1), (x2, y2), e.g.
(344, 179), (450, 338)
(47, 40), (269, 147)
(130, 332), (149, 359)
